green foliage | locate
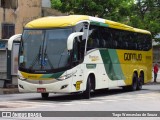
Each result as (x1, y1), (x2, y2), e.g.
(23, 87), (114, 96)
(129, 0), (160, 39)
(50, 0), (160, 40)
(51, 0), (62, 9)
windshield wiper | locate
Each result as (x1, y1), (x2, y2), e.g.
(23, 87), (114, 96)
(43, 46), (54, 69)
(58, 48), (69, 68)
(29, 45), (42, 69)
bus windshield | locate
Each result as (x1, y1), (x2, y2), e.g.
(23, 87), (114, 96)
(19, 28), (72, 72)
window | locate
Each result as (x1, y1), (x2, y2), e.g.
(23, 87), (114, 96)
(0, 0), (18, 9)
(0, 42), (6, 50)
(2, 24), (15, 39)
(72, 23), (88, 64)
(87, 25), (99, 51)
(87, 24), (152, 51)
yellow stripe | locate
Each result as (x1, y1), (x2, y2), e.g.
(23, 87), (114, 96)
(105, 20), (151, 34)
(25, 15), (89, 28)
(25, 15), (151, 35)
(20, 72), (52, 80)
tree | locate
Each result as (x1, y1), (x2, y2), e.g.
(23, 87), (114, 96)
(51, 0), (132, 19)
(129, 0), (160, 40)
(51, 0), (160, 40)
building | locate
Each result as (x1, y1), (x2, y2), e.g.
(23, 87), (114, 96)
(41, 0), (66, 17)
(0, 0), (66, 87)
(0, 0), (41, 87)
(0, 0), (42, 39)
(153, 34), (160, 63)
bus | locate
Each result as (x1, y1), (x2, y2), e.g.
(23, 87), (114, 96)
(18, 15), (152, 99)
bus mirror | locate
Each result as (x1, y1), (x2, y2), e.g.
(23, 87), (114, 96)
(8, 34), (22, 51)
(67, 32), (84, 50)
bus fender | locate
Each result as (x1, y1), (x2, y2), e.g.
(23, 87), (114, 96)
(84, 71), (96, 91)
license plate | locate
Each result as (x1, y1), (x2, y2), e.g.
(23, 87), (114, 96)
(37, 88), (46, 93)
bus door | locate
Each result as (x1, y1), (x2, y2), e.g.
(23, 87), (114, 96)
(71, 37), (85, 91)
(70, 22), (89, 91)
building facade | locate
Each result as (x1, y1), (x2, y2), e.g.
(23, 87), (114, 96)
(0, 0), (41, 86)
(153, 45), (160, 63)
(0, 0), (42, 39)
(0, 0), (66, 87)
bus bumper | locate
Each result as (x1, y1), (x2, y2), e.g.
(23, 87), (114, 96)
(18, 79), (75, 93)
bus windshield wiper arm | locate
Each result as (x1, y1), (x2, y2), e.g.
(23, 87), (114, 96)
(29, 45), (42, 69)
(58, 48), (67, 68)
(44, 46), (54, 69)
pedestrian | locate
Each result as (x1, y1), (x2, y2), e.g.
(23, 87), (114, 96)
(153, 63), (159, 82)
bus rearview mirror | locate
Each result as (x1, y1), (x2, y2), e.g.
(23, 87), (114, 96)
(67, 32), (84, 50)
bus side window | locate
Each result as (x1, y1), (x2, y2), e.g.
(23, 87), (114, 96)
(87, 37), (95, 51)
(97, 28), (104, 48)
(105, 32), (113, 48)
(74, 22), (88, 63)
(87, 25), (99, 51)
(73, 37), (80, 61)
(72, 36), (86, 66)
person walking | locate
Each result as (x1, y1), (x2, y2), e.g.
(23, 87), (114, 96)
(154, 63), (159, 82)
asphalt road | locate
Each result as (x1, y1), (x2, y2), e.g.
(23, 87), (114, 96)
(1, 69), (160, 120)
(0, 83), (160, 120)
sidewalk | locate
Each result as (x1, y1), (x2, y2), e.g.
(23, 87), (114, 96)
(0, 87), (19, 95)
(148, 79), (160, 85)
(0, 84), (19, 95)
(149, 72), (160, 84)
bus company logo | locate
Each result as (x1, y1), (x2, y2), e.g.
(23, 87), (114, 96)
(124, 53), (142, 61)
(28, 75), (37, 79)
(2, 112), (11, 117)
(89, 55), (99, 61)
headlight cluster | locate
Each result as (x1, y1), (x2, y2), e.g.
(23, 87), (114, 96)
(57, 73), (74, 81)
(18, 75), (27, 80)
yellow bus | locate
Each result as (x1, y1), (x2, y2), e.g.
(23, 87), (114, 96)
(17, 15), (152, 99)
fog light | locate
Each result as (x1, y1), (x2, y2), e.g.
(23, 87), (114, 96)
(61, 85), (68, 89)
(19, 84), (24, 89)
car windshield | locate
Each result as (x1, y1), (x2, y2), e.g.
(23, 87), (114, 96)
(19, 28), (72, 71)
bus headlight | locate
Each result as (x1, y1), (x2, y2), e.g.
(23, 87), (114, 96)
(18, 75), (27, 81)
(57, 71), (77, 81)
(57, 76), (67, 81)
(57, 74), (72, 81)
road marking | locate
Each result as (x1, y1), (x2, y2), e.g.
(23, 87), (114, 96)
(103, 99), (117, 102)
(60, 103), (73, 106)
(0, 92), (160, 110)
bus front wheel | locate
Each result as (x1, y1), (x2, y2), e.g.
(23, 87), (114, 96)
(41, 93), (49, 99)
(83, 77), (91, 99)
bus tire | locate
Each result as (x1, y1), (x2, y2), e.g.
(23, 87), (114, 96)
(41, 93), (49, 99)
(83, 77), (91, 99)
(130, 73), (138, 91)
(137, 73), (144, 90)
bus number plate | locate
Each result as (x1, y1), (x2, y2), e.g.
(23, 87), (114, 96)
(37, 88), (46, 93)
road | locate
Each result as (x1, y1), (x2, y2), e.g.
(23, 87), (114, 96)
(0, 83), (160, 120)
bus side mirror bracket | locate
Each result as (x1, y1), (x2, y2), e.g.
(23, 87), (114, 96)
(67, 32), (84, 50)
(8, 34), (22, 51)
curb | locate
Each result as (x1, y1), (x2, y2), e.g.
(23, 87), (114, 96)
(146, 82), (160, 85)
(0, 85), (19, 95)
(0, 87), (19, 95)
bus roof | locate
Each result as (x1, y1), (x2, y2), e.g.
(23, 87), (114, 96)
(25, 15), (89, 28)
(25, 15), (151, 35)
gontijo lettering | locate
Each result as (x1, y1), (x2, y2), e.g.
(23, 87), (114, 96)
(124, 53), (142, 61)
